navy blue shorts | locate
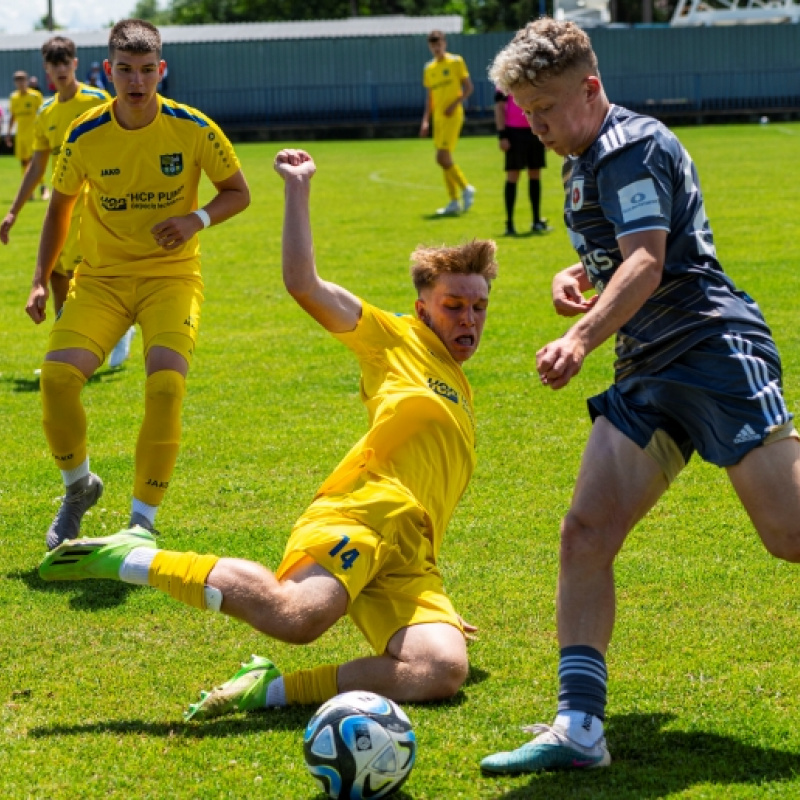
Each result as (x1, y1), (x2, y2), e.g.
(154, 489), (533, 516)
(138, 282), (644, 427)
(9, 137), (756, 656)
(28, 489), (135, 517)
(588, 331), (796, 480)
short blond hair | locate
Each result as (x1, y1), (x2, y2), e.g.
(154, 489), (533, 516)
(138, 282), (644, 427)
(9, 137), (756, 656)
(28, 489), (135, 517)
(410, 240), (498, 294)
(489, 18), (599, 94)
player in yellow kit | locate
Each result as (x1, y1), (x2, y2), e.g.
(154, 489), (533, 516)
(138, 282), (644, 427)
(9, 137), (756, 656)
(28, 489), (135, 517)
(26, 19), (250, 551)
(2, 38), (109, 315)
(40, 147), (498, 718)
(5, 70), (45, 199)
(419, 30), (475, 216)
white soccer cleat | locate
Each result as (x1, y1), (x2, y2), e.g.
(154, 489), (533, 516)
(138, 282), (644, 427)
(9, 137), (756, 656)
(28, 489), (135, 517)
(108, 326), (136, 368)
(462, 185), (476, 212)
(437, 199), (461, 216)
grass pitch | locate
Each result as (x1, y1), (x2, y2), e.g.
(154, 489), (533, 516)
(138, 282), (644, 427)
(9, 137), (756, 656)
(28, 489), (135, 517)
(2, 122), (800, 798)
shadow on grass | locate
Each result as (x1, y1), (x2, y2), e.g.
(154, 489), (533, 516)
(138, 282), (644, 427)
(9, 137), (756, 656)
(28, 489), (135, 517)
(10, 567), (138, 610)
(490, 712), (800, 798)
(1, 367), (127, 395)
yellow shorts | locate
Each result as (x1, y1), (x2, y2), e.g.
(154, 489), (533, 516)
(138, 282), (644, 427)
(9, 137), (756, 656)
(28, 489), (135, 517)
(52, 221), (82, 278)
(49, 273), (204, 365)
(433, 109), (464, 152)
(277, 479), (462, 655)
(14, 135), (34, 162)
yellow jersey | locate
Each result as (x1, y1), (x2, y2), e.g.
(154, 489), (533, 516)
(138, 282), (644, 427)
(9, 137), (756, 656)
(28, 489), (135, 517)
(318, 302), (477, 557)
(422, 53), (469, 115)
(10, 88), (43, 140)
(34, 83), (109, 158)
(53, 95), (241, 278)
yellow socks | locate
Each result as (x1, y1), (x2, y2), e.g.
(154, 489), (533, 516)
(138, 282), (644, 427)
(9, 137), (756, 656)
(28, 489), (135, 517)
(149, 550), (220, 609)
(40, 361), (88, 469)
(135, 370), (185, 506)
(445, 164), (468, 194)
(284, 665), (339, 705)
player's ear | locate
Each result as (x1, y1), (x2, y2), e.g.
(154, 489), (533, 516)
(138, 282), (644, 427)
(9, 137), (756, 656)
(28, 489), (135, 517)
(585, 76), (602, 103)
(415, 298), (428, 324)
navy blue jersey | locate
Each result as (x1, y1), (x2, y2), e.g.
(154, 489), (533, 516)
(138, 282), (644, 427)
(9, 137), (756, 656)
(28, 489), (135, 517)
(563, 105), (770, 379)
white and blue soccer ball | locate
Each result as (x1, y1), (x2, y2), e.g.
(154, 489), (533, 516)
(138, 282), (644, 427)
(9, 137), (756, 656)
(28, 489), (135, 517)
(303, 691), (416, 799)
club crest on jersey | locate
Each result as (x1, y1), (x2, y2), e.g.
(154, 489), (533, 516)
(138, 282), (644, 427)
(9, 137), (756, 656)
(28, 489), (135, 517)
(571, 177), (585, 211)
(160, 153), (183, 176)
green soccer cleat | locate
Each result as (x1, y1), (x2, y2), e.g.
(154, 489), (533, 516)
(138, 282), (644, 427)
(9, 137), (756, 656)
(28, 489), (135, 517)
(184, 655), (281, 721)
(39, 527), (158, 582)
(480, 723), (611, 774)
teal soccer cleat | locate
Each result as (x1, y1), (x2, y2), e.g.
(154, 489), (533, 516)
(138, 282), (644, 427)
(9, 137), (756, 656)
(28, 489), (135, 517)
(184, 655), (282, 721)
(39, 527), (158, 582)
(481, 723), (611, 774)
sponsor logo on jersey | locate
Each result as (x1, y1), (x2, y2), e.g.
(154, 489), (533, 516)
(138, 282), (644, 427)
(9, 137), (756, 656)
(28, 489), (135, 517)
(428, 377), (458, 404)
(100, 195), (128, 211)
(160, 153), (183, 176)
(618, 178), (660, 223)
(101, 168), (120, 176)
(571, 178), (584, 211)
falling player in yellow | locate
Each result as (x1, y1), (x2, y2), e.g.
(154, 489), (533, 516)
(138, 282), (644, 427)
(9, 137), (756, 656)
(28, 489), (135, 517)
(40, 148), (498, 718)
(25, 19), (250, 550)
(419, 30), (475, 216)
(1, 38), (109, 314)
(5, 70), (45, 198)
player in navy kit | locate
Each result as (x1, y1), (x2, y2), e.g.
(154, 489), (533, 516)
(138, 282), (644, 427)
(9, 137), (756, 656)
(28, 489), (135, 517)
(481, 18), (800, 773)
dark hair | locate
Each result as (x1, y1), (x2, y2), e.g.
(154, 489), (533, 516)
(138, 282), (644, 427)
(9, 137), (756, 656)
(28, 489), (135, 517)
(108, 19), (162, 60)
(41, 36), (77, 65)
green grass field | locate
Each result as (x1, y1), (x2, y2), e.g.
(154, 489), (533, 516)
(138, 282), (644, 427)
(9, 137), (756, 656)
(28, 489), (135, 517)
(2, 122), (800, 799)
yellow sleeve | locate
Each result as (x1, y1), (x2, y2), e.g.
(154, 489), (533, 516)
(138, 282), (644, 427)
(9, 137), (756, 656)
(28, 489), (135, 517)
(333, 301), (412, 360)
(52, 121), (86, 197)
(196, 113), (241, 183)
(33, 108), (49, 152)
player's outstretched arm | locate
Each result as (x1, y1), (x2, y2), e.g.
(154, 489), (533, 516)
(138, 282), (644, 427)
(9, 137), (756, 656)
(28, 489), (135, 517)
(274, 148), (362, 334)
(1, 149), (49, 245)
(26, 189), (78, 324)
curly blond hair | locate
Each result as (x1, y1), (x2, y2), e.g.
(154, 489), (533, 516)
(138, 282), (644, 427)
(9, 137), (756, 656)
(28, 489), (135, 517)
(410, 240), (498, 294)
(489, 18), (599, 94)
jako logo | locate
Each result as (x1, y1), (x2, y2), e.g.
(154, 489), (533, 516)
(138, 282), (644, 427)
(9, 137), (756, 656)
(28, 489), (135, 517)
(101, 168), (120, 176)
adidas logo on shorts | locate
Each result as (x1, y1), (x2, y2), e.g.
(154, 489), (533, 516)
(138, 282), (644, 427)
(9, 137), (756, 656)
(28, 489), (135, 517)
(733, 424), (761, 444)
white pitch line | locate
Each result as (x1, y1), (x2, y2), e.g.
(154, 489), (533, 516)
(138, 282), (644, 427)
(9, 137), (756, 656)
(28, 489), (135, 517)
(369, 170), (433, 191)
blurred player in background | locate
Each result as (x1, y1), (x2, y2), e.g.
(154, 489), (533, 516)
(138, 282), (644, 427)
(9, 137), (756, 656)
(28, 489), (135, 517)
(26, 19), (249, 550)
(419, 30), (475, 216)
(39, 147), (497, 719)
(1, 38), (113, 323)
(494, 88), (551, 236)
(5, 70), (45, 199)
(481, 17), (800, 775)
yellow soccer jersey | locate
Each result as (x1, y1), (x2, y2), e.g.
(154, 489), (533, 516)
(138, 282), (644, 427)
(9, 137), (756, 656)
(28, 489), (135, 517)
(10, 88), (43, 140)
(52, 95), (240, 278)
(318, 302), (477, 557)
(423, 53), (469, 115)
(34, 83), (109, 157)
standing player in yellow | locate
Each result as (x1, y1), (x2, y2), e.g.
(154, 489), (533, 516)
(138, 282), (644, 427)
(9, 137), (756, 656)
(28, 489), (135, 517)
(2, 38), (109, 318)
(26, 19), (250, 550)
(5, 70), (46, 200)
(420, 30), (476, 216)
(39, 148), (497, 718)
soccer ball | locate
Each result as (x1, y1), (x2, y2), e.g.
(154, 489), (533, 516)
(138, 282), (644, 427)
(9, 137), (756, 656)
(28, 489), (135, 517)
(303, 691), (416, 799)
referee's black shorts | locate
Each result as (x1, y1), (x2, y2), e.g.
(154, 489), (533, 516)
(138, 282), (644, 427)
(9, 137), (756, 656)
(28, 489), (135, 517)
(504, 127), (546, 172)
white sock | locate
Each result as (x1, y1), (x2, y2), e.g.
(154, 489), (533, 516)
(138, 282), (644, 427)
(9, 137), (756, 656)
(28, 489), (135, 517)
(131, 498), (158, 527)
(554, 710), (604, 747)
(62, 459), (90, 487)
(119, 547), (158, 585)
(265, 676), (286, 707)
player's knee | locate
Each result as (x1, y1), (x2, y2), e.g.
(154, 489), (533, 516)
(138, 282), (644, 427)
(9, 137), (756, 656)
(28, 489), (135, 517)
(145, 369), (186, 402)
(761, 527), (800, 563)
(560, 511), (618, 569)
(40, 360), (86, 400)
(421, 650), (469, 700)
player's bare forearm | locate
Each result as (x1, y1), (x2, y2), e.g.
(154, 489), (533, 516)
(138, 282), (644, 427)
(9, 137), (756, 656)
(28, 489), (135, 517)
(27, 190), (76, 323)
(539, 240), (664, 389)
(276, 148), (361, 334)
